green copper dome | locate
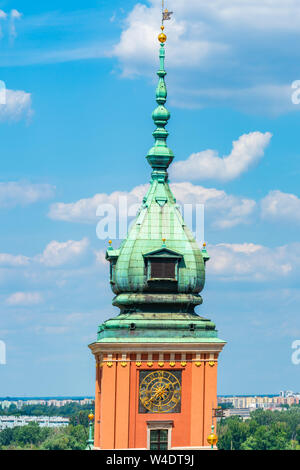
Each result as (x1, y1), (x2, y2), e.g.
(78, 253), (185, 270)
(107, 177), (205, 313)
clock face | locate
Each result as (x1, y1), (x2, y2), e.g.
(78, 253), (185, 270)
(139, 370), (181, 414)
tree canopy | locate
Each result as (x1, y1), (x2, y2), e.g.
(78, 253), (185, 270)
(0, 405), (92, 450)
(217, 406), (300, 450)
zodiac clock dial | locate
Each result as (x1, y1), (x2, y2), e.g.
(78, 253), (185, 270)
(139, 370), (182, 414)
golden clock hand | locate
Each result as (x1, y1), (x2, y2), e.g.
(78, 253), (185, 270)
(158, 385), (169, 396)
(143, 389), (161, 406)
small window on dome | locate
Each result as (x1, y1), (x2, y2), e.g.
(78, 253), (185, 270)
(143, 248), (182, 284)
(150, 259), (176, 279)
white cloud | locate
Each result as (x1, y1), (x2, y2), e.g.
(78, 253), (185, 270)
(170, 132), (272, 182)
(112, 3), (226, 76)
(37, 238), (89, 267)
(114, 1), (300, 67)
(0, 1), (299, 116)
(171, 182), (256, 228)
(0, 253), (30, 266)
(10, 9), (22, 20)
(0, 10), (7, 39)
(207, 242), (296, 281)
(0, 182), (55, 208)
(9, 9), (22, 40)
(217, 243), (263, 254)
(6, 291), (43, 306)
(112, 0), (300, 114)
(0, 89), (32, 121)
(48, 185), (148, 223)
(49, 182), (255, 229)
(95, 250), (106, 265)
(171, 84), (296, 116)
(0, 238), (91, 272)
(261, 190), (300, 223)
(194, 0), (300, 31)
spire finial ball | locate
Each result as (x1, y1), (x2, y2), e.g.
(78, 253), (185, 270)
(158, 32), (167, 43)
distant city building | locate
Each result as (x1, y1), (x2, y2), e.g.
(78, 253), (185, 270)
(218, 392), (300, 413)
(223, 408), (251, 420)
(280, 390), (299, 398)
(0, 397), (94, 409)
(0, 416), (69, 430)
(0, 401), (11, 410)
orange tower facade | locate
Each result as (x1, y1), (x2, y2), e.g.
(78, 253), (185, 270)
(90, 344), (224, 450)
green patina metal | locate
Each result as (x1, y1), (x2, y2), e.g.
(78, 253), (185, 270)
(96, 41), (225, 345)
(85, 412), (94, 450)
(147, 43), (174, 173)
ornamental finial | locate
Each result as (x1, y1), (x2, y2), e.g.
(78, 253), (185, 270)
(158, 25), (167, 44)
(146, 1), (174, 179)
(207, 424), (218, 450)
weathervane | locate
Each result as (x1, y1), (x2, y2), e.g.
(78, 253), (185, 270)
(159, 1), (173, 43)
(162, 0), (173, 25)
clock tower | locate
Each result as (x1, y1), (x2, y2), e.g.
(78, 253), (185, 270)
(89, 22), (226, 451)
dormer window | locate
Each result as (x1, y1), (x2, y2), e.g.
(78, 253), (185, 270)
(150, 258), (177, 280)
(143, 247), (183, 283)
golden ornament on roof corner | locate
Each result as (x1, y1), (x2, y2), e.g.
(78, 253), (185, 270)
(207, 431), (218, 446)
(88, 413), (94, 421)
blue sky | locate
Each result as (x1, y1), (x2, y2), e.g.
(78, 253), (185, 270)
(0, 0), (300, 396)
